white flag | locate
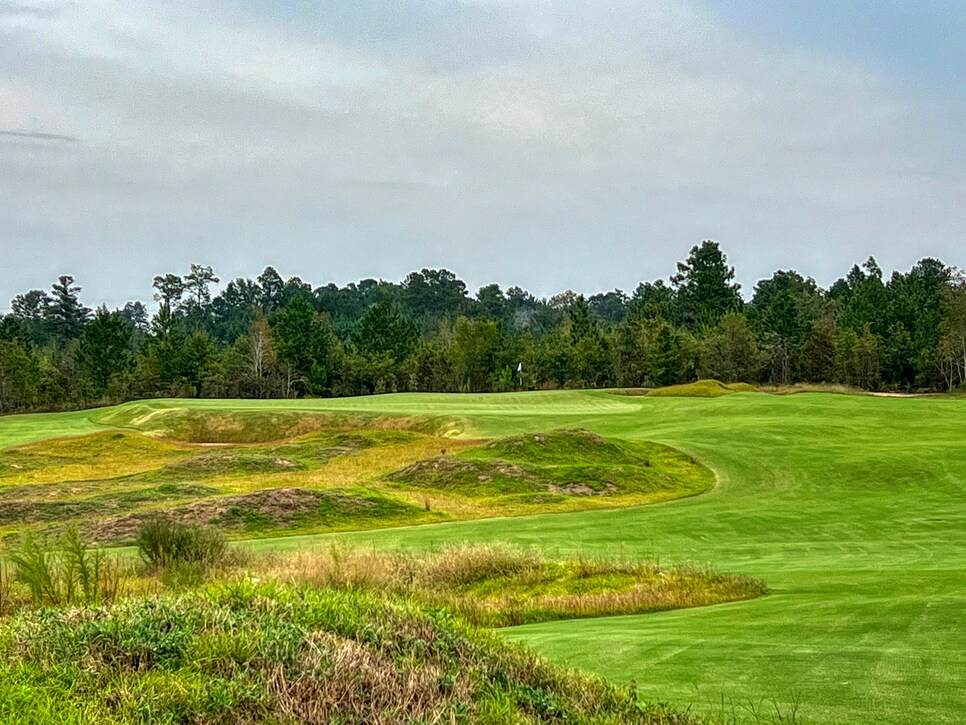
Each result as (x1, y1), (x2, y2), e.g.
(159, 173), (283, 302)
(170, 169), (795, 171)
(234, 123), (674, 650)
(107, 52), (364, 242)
(517, 362), (523, 373)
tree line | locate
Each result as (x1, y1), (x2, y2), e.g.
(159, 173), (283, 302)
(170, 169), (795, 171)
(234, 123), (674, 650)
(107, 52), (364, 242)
(2, 241), (966, 413)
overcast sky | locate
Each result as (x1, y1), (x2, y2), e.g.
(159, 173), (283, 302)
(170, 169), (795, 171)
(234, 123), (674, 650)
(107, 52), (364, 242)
(2, 0), (965, 309)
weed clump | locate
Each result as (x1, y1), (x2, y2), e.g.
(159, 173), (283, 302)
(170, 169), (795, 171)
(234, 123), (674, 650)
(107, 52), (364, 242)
(7, 527), (123, 608)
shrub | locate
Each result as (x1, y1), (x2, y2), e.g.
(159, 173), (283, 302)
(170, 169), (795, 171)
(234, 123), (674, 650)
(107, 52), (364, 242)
(135, 517), (228, 570)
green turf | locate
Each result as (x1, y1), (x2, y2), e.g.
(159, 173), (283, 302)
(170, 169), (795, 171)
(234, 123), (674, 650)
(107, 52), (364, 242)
(0, 408), (110, 448)
(1, 391), (964, 723)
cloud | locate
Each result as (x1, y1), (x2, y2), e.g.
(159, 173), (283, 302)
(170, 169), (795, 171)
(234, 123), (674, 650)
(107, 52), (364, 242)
(0, 129), (78, 142)
(0, 0), (964, 307)
(0, 1), (60, 18)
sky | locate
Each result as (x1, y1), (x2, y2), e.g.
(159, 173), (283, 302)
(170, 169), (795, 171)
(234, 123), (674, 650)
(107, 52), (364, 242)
(2, 0), (965, 310)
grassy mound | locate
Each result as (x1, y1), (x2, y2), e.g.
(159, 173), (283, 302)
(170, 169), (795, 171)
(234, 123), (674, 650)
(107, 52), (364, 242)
(0, 420), (713, 545)
(158, 451), (303, 477)
(387, 429), (713, 503)
(93, 404), (445, 444)
(0, 432), (192, 484)
(97, 406), (350, 443)
(647, 380), (757, 397)
(473, 429), (633, 465)
(87, 487), (431, 543)
(0, 582), (699, 725)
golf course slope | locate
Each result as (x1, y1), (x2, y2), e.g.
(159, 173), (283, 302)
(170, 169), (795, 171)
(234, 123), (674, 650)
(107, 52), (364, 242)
(0, 406), (713, 542)
(0, 580), (707, 725)
(1, 389), (964, 723)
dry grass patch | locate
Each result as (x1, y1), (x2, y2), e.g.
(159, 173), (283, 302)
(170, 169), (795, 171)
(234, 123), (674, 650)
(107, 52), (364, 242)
(256, 543), (768, 628)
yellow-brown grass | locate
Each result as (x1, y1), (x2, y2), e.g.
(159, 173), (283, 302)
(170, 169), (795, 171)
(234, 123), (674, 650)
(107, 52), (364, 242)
(251, 543), (767, 628)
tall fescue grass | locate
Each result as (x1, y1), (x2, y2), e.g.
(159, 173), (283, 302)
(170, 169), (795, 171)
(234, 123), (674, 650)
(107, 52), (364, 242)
(254, 543), (768, 627)
(0, 520), (240, 613)
(756, 382), (867, 396)
(0, 560), (10, 616)
(6, 528), (123, 609)
(0, 530), (764, 629)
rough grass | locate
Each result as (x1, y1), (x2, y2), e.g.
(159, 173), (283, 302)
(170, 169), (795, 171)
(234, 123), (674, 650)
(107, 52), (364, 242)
(0, 580), (706, 725)
(0, 537), (763, 628)
(256, 544), (768, 628)
(0, 432), (192, 484)
(86, 487), (435, 544)
(387, 429), (713, 503)
(0, 540), (762, 723)
(0, 425), (712, 544)
(92, 403), (455, 443)
(647, 380), (758, 397)
(0, 428), (457, 542)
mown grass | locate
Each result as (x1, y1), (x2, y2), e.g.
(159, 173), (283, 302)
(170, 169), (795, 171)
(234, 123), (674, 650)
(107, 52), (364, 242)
(110, 390), (964, 725)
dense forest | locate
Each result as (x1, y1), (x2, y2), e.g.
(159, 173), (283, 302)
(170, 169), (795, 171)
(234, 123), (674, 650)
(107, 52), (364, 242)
(2, 241), (966, 412)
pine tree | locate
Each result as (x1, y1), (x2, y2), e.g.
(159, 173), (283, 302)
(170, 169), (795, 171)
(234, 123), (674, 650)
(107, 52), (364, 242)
(670, 241), (742, 330)
(45, 275), (91, 340)
(80, 307), (132, 393)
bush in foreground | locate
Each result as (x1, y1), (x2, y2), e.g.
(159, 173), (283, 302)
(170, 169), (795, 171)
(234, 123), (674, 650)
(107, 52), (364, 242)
(0, 581), (705, 725)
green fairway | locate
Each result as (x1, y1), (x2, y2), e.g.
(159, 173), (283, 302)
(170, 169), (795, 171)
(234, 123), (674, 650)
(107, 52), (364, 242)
(2, 390), (965, 723)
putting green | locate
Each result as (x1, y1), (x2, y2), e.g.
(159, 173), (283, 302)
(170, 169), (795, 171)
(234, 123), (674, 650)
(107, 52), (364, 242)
(2, 391), (964, 723)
